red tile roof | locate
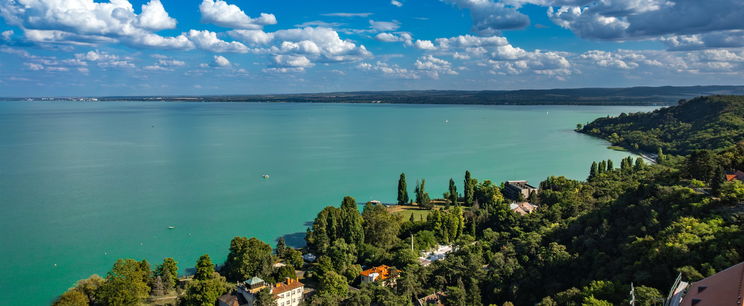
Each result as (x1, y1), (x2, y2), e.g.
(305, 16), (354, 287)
(272, 278), (303, 296)
(360, 265), (393, 281)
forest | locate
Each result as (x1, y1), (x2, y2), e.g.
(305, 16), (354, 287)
(53, 95), (744, 305)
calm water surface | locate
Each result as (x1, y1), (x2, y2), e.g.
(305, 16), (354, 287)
(0, 101), (656, 304)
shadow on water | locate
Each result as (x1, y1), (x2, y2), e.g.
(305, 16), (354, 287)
(277, 232), (307, 248)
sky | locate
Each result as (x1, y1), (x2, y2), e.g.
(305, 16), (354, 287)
(0, 0), (743, 96)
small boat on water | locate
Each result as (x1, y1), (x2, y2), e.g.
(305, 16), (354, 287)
(262, 174), (270, 179)
(168, 226), (176, 229)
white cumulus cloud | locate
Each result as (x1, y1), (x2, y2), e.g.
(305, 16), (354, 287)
(199, 0), (277, 29)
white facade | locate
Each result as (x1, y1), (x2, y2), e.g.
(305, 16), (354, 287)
(274, 286), (303, 306)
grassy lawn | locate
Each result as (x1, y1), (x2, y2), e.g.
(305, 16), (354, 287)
(393, 208), (431, 222)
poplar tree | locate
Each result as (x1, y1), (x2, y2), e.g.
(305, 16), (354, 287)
(448, 178), (458, 206)
(398, 173), (409, 204)
(464, 171), (474, 206)
(607, 159), (614, 171)
(635, 157), (645, 171)
(589, 161), (598, 179)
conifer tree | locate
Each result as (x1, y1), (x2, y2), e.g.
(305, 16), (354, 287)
(589, 161), (598, 179)
(448, 178), (458, 206)
(398, 173), (409, 204)
(607, 159), (613, 171)
(464, 171), (474, 206)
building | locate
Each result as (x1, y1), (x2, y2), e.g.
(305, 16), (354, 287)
(272, 278), (304, 306)
(232, 276), (304, 306)
(360, 265), (400, 287)
(665, 261), (744, 306)
(725, 170), (744, 182)
(503, 180), (538, 200)
(509, 202), (538, 216)
(418, 245), (454, 266)
(416, 292), (446, 306)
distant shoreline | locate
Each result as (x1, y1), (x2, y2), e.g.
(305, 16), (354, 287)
(5, 85), (744, 106)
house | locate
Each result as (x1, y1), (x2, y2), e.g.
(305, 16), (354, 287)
(418, 245), (454, 266)
(503, 180), (538, 200)
(233, 276), (305, 306)
(509, 202), (538, 216)
(725, 170), (744, 182)
(665, 261), (744, 306)
(217, 292), (249, 306)
(360, 265), (400, 287)
(416, 292), (446, 306)
(272, 278), (304, 306)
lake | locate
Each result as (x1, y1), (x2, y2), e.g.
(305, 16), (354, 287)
(0, 101), (656, 305)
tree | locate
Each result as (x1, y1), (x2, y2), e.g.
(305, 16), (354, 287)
(195, 254), (215, 281)
(398, 173), (409, 204)
(340, 196), (365, 246)
(155, 257), (178, 291)
(606, 159), (613, 171)
(449, 178), (458, 206)
(53, 289), (88, 306)
(415, 180), (432, 209)
(711, 166), (724, 196)
(222, 237), (273, 281)
(319, 271), (348, 300)
(687, 150), (717, 182)
(598, 160), (607, 174)
(464, 171), (474, 206)
(634, 157), (645, 171)
(181, 255), (228, 306)
(95, 259), (151, 305)
(657, 147), (665, 163)
(255, 287), (276, 306)
(276, 237), (288, 258)
(589, 161), (598, 179)
(73, 274), (104, 304)
(285, 248), (304, 268)
(362, 202), (401, 249)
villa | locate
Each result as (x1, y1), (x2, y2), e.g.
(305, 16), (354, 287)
(418, 245), (454, 266)
(220, 276), (304, 306)
(503, 180), (539, 200)
(360, 265), (400, 287)
(510, 202), (538, 215)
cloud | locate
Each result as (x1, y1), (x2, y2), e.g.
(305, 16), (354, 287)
(414, 40), (436, 50)
(137, 0), (177, 31)
(272, 54), (313, 69)
(2, 30), (12, 40)
(661, 30), (744, 50)
(212, 55), (231, 67)
(544, 0), (744, 45)
(0, 0), (193, 49)
(358, 62), (420, 79)
(228, 29), (274, 45)
(391, 0), (403, 7)
(414, 55), (458, 78)
(441, 0), (530, 35)
(199, 0), (277, 29)
(74, 50), (136, 69)
(188, 30), (249, 53)
(24, 62), (44, 71)
(374, 32), (413, 45)
(321, 13), (373, 18)
(269, 27), (371, 62)
(579, 50), (647, 69)
(370, 20), (401, 32)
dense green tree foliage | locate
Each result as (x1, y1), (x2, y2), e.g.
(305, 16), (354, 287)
(95, 259), (151, 305)
(222, 237), (273, 281)
(415, 179), (432, 209)
(155, 257), (178, 291)
(581, 95), (744, 154)
(464, 170), (474, 206)
(181, 255), (228, 306)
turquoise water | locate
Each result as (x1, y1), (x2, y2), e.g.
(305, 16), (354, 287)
(0, 101), (655, 305)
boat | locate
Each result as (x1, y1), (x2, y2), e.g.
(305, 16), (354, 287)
(262, 174), (270, 179)
(168, 226), (175, 229)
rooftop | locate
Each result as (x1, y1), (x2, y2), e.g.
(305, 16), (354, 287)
(360, 265), (395, 281)
(505, 180), (538, 190)
(679, 261), (744, 306)
(272, 278), (304, 296)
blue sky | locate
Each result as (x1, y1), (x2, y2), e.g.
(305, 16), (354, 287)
(1, 0), (743, 96)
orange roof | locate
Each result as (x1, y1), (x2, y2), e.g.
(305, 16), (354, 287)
(272, 278), (303, 296)
(360, 265), (392, 281)
(726, 170), (744, 182)
(680, 261), (744, 306)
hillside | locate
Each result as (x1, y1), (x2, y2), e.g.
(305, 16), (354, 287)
(39, 85), (744, 106)
(581, 95), (744, 155)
